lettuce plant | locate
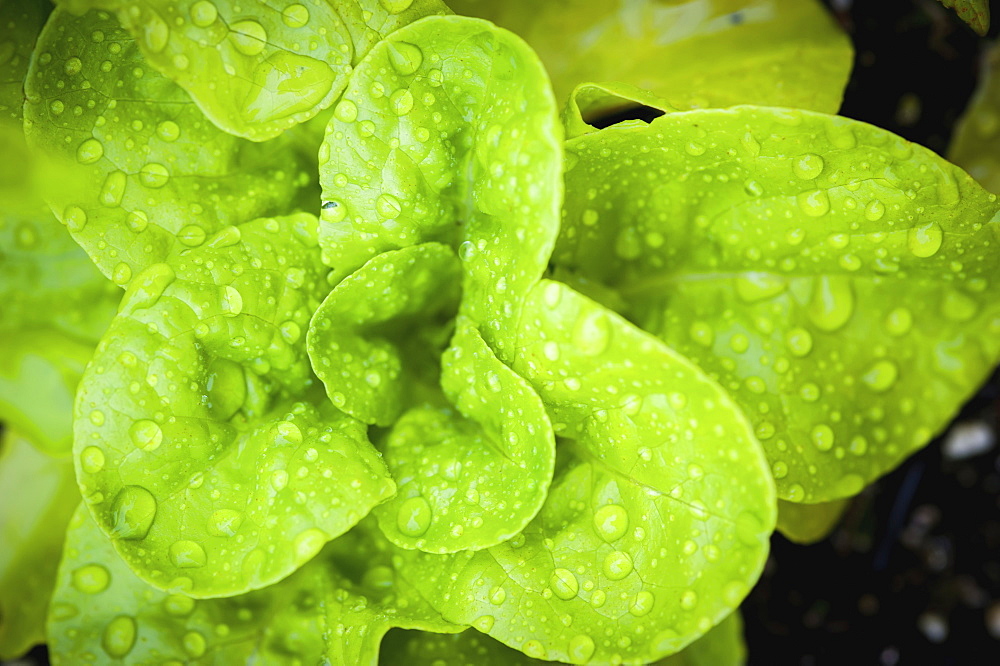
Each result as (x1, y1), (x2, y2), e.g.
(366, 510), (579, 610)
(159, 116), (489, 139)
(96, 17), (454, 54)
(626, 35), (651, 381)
(1, 0), (998, 663)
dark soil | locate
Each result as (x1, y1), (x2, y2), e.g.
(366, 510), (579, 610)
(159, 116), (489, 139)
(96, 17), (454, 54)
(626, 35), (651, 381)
(743, 2), (1000, 664)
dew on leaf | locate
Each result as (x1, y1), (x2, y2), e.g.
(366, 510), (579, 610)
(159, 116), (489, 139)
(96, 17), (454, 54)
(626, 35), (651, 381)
(207, 509), (243, 537)
(602, 550), (633, 580)
(388, 41), (423, 75)
(229, 20), (268, 57)
(139, 162), (170, 188)
(101, 615), (136, 658)
(80, 446), (105, 474)
(807, 276), (854, 331)
(862, 359), (899, 392)
(550, 568), (579, 600)
(793, 153), (824, 180)
(489, 585), (506, 605)
(76, 138), (103, 164)
(110, 485), (157, 540)
(72, 564), (110, 594)
(281, 3), (310, 28)
(129, 419), (163, 452)
(397, 496), (432, 537)
(811, 424), (835, 451)
(907, 222), (944, 257)
(796, 189), (830, 217)
(169, 540), (207, 568)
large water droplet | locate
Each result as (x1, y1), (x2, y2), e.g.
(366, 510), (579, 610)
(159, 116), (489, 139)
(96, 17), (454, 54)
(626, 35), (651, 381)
(396, 496), (432, 537)
(602, 550), (633, 580)
(272, 421), (302, 445)
(220, 285), (243, 317)
(380, 0), (414, 13)
(80, 446), (105, 474)
(139, 163), (170, 188)
(99, 170), (127, 207)
(229, 20), (268, 56)
(797, 189), (830, 217)
(207, 509), (243, 537)
(810, 424), (835, 452)
(76, 138), (104, 165)
(169, 540), (207, 568)
(629, 590), (655, 617)
(293, 527), (327, 562)
(129, 419), (163, 452)
(793, 153), (824, 180)
(785, 328), (813, 357)
(594, 504), (629, 542)
(907, 222), (943, 258)
(390, 89), (414, 116)
(807, 276), (854, 332)
(489, 585), (507, 605)
(111, 486), (157, 540)
(387, 41), (423, 75)
(101, 615), (136, 658)
(281, 3), (310, 28)
(568, 634), (596, 662)
(862, 359), (898, 392)
(72, 564), (110, 594)
(550, 568), (579, 600)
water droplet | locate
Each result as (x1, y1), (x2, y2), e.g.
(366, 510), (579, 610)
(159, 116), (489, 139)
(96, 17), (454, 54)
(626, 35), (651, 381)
(177, 225), (206, 247)
(568, 634), (596, 662)
(72, 564), (110, 594)
(864, 199), (885, 221)
(101, 615), (136, 658)
(807, 276), (854, 332)
(793, 153), (824, 180)
(334, 99), (358, 123)
(743, 179), (764, 197)
(281, 3), (310, 28)
(375, 193), (402, 218)
(685, 141), (706, 156)
(941, 289), (978, 322)
(885, 307), (913, 335)
(602, 550), (633, 580)
(390, 89), (414, 116)
(280, 321), (301, 343)
(183, 630), (206, 658)
(397, 496), (432, 537)
(76, 138), (104, 164)
(543, 341), (560, 361)
(907, 222), (943, 258)
(207, 509), (243, 537)
(49, 100), (64, 116)
(293, 528), (327, 562)
(523, 640), (547, 660)
(689, 321), (714, 347)
(550, 568), (579, 600)
(590, 588), (607, 608)
(321, 199), (347, 223)
(380, 0), (414, 13)
(169, 540), (207, 568)
(489, 585), (506, 605)
(229, 20), (268, 56)
(111, 485), (157, 539)
(270, 469), (289, 491)
(594, 504), (629, 542)
(797, 189), (830, 217)
(785, 328), (813, 357)
(474, 615), (495, 632)
(129, 420), (163, 452)
(99, 170), (127, 207)
(772, 460), (788, 479)
(862, 360), (898, 392)
(735, 273), (786, 302)
(80, 446), (105, 474)
(680, 589), (698, 610)
(630, 590), (655, 617)
(64, 56), (82, 76)
(387, 40), (423, 75)
(810, 424), (835, 451)
(156, 120), (180, 142)
(272, 421), (302, 446)
(139, 163), (170, 188)
(220, 285), (243, 316)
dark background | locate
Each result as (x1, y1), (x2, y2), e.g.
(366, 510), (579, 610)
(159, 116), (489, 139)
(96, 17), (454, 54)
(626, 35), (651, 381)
(742, 2), (1000, 664)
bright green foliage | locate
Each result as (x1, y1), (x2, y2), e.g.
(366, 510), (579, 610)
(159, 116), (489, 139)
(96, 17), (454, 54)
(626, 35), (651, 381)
(556, 108), (1000, 502)
(318, 15), (562, 363)
(0, 0), (47, 122)
(48, 510), (457, 665)
(0, 433), (78, 659)
(451, 0), (852, 116)
(393, 281), (773, 663)
(308, 243), (461, 426)
(951, 43), (1000, 193)
(3, 0), (998, 662)
(776, 498), (850, 545)
(938, 0), (991, 35)
(55, 0), (451, 141)
(74, 214), (395, 597)
(23, 7), (311, 284)
(373, 318), (555, 552)
(382, 610), (745, 665)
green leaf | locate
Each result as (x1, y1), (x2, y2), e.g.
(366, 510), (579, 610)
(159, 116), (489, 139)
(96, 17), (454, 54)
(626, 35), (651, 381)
(23, 7), (311, 285)
(56, 0), (451, 141)
(372, 318), (555, 553)
(655, 610), (746, 666)
(307, 243), (461, 426)
(74, 214), (395, 597)
(48, 510), (459, 665)
(951, 43), (1000, 194)
(398, 282), (774, 663)
(0, 0), (48, 123)
(318, 15), (562, 363)
(938, 0), (990, 35)
(555, 107), (1000, 502)
(775, 498), (849, 545)
(450, 0), (853, 115)
(381, 609), (746, 666)
(0, 431), (79, 659)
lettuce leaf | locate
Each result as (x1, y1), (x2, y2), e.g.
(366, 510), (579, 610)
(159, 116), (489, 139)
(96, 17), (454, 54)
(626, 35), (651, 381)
(555, 106), (1000, 502)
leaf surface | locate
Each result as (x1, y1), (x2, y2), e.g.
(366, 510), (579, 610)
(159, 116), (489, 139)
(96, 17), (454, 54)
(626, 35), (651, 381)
(74, 214), (395, 597)
(938, 0), (990, 34)
(451, 0), (852, 115)
(55, 0), (451, 140)
(775, 498), (850, 545)
(556, 107), (1000, 502)
(318, 15), (562, 363)
(951, 43), (1000, 193)
(23, 7), (311, 285)
(0, 433), (78, 659)
(372, 318), (555, 553)
(398, 282), (774, 663)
